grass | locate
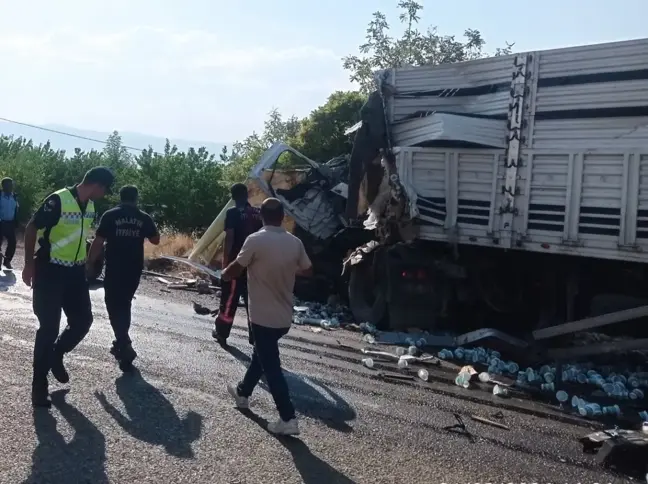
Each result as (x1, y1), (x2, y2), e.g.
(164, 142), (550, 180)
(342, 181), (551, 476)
(144, 232), (195, 260)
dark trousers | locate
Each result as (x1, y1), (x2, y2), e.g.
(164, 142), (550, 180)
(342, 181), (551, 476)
(32, 262), (93, 382)
(214, 275), (248, 340)
(237, 323), (295, 422)
(0, 221), (16, 263)
(104, 270), (140, 348)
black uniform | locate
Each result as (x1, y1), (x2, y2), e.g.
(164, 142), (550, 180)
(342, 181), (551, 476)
(31, 187), (93, 387)
(96, 204), (158, 362)
(212, 203), (261, 343)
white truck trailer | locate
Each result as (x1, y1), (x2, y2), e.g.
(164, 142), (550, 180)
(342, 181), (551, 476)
(198, 38), (648, 352)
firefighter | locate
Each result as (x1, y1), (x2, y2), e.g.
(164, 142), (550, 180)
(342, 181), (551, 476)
(212, 183), (262, 346)
(87, 185), (159, 372)
(22, 167), (114, 407)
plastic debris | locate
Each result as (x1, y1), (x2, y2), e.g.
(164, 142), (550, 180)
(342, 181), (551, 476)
(397, 358), (409, 369)
(478, 372), (490, 383)
(417, 369), (429, 381)
(641, 421), (648, 434)
(363, 334), (376, 344)
(541, 382), (555, 392)
(640, 410), (648, 421)
(291, 299), (351, 328)
(395, 347), (406, 356)
(362, 358), (374, 369)
(407, 345), (420, 356)
(493, 384), (509, 397)
(556, 390), (569, 403)
(437, 349), (454, 360)
(455, 372), (471, 389)
(359, 322), (378, 335)
(602, 404), (622, 417)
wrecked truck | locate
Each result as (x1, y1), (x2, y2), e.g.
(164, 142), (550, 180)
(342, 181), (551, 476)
(196, 38), (648, 351)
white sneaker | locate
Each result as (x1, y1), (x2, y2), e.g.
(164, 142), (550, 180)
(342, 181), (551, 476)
(267, 418), (300, 436)
(227, 383), (249, 409)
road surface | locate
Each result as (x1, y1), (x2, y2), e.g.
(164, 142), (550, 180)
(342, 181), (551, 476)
(0, 267), (620, 483)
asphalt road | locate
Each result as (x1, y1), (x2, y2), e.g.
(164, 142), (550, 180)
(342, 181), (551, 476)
(0, 266), (623, 484)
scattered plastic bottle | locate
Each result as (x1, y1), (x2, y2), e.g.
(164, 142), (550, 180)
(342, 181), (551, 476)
(363, 334), (376, 344)
(506, 362), (519, 374)
(556, 390), (569, 404)
(639, 410), (648, 422)
(395, 347), (406, 356)
(418, 369), (429, 382)
(544, 372), (556, 384)
(478, 372), (490, 383)
(416, 338), (427, 348)
(493, 384), (509, 397)
(397, 357), (409, 369)
(455, 371), (471, 389)
(641, 421), (648, 434)
(541, 382), (555, 392)
(362, 358), (374, 369)
(630, 389), (645, 400)
(438, 349), (453, 360)
(602, 404), (622, 417)
(407, 345), (419, 356)
(454, 348), (465, 360)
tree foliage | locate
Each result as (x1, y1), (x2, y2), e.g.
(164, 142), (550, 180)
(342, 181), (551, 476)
(0, 0), (512, 236)
(343, 1), (514, 93)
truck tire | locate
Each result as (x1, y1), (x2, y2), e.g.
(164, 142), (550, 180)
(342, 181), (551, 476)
(348, 260), (387, 328)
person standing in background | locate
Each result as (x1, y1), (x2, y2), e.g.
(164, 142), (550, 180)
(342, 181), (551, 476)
(0, 177), (19, 269)
(224, 198), (313, 435)
(22, 167), (114, 407)
(87, 185), (159, 372)
(212, 183), (262, 347)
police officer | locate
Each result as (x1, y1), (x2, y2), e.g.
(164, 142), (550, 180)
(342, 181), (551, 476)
(87, 185), (159, 372)
(22, 167), (114, 407)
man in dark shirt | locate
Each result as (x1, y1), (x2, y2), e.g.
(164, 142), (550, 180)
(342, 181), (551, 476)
(88, 185), (159, 372)
(212, 183), (262, 346)
(23, 166), (114, 407)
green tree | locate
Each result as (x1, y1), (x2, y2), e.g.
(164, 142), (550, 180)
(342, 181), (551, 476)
(343, 1), (514, 93)
(295, 91), (366, 162)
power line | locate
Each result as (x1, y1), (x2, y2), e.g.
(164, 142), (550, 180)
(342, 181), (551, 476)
(0, 116), (153, 154)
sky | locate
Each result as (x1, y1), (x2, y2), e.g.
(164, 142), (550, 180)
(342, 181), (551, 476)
(1, 0), (647, 145)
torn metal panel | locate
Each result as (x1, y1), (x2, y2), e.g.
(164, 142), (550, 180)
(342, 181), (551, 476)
(249, 142), (347, 240)
(391, 113), (507, 148)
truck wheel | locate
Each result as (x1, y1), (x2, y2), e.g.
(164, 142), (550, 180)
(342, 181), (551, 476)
(348, 260), (387, 329)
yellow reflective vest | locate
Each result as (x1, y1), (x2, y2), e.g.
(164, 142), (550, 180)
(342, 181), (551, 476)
(37, 188), (95, 266)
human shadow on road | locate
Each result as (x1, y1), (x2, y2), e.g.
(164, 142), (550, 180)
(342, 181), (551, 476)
(95, 369), (203, 458)
(238, 409), (357, 484)
(224, 345), (356, 433)
(27, 389), (108, 484)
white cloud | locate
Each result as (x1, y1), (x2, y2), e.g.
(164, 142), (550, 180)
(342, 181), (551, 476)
(0, 27), (339, 73)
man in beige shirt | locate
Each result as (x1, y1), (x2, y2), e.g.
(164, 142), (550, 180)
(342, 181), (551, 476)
(221, 197), (312, 436)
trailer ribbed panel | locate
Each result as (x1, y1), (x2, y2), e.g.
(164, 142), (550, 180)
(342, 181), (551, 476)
(531, 117), (648, 150)
(535, 80), (648, 112)
(537, 38), (648, 78)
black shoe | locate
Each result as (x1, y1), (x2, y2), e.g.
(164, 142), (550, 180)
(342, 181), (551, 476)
(212, 328), (227, 347)
(31, 382), (51, 408)
(50, 352), (70, 384)
(3, 260), (12, 270)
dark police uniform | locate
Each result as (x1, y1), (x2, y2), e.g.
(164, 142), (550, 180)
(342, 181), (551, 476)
(30, 185), (95, 395)
(212, 203), (262, 344)
(96, 203), (157, 368)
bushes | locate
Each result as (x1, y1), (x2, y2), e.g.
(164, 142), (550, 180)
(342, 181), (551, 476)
(0, 132), (229, 234)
